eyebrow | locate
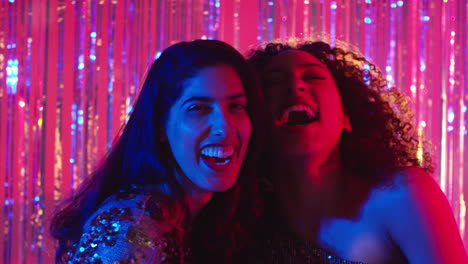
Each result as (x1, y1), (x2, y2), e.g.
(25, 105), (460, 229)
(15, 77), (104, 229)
(265, 62), (325, 74)
(182, 93), (246, 105)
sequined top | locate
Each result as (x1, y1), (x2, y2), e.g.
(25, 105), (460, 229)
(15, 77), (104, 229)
(63, 185), (190, 264)
(263, 233), (368, 264)
(247, 201), (368, 264)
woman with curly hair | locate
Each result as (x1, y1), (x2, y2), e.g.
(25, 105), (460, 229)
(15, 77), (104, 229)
(247, 40), (467, 264)
(50, 39), (265, 264)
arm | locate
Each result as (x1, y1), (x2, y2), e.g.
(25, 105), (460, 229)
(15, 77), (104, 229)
(384, 167), (467, 264)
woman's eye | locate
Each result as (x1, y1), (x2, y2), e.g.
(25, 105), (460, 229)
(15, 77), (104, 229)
(229, 103), (247, 112)
(303, 74), (325, 81)
(187, 104), (210, 112)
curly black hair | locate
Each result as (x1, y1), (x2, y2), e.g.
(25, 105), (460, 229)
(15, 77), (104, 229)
(248, 40), (433, 186)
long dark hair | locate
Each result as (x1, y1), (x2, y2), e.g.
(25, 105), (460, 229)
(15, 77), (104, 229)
(50, 39), (265, 263)
(248, 40), (433, 187)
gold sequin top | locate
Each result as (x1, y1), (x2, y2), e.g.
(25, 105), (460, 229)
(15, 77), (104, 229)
(63, 185), (190, 264)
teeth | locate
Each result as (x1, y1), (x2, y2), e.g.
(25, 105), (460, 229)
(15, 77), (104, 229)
(280, 105), (316, 124)
(201, 145), (235, 158)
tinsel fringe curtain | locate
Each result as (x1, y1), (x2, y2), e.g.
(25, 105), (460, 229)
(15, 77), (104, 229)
(0, 0), (467, 263)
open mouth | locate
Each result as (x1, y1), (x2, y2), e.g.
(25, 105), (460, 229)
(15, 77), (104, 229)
(279, 105), (318, 126)
(200, 145), (235, 166)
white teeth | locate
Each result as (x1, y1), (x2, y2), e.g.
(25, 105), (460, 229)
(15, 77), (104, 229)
(201, 145), (235, 158)
(280, 105), (316, 124)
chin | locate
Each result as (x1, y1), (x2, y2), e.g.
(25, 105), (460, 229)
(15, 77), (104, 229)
(210, 186), (233, 193)
(213, 182), (236, 192)
(206, 178), (237, 193)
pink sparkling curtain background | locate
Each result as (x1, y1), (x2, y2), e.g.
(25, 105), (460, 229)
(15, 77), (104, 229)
(0, 0), (467, 263)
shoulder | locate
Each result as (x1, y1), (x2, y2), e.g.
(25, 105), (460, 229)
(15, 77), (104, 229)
(370, 167), (441, 205)
(369, 167), (467, 263)
(370, 167), (449, 214)
(95, 185), (169, 224)
(64, 185), (188, 263)
(84, 185), (171, 236)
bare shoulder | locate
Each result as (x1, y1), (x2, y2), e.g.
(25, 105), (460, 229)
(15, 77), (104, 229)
(370, 167), (443, 205)
(369, 167), (467, 264)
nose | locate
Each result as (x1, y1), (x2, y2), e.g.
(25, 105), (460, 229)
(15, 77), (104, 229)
(210, 108), (230, 138)
(288, 77), (306, 95)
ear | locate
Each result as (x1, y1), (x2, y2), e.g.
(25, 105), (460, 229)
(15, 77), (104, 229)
(343, 114), (352, 132)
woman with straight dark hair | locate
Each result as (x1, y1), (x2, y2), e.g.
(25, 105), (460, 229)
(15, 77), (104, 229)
(50, 39), (265, 264)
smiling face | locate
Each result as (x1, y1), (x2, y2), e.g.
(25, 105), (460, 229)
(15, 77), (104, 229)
(165, 64), (252, 194)
(263, 50), (351, 157)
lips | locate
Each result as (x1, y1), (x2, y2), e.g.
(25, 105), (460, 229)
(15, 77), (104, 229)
(279, 104), (318, 126)
(200, 145), (235, 169)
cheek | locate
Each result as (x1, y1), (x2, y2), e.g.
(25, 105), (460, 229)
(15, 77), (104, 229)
(167, 122), (198, 158)
(169, 114), (205, 136)
(322, 90), (341, 105)
(236, 115), (252, 140)
(321, 89), (345, 112)
(243, 122), (252, 144)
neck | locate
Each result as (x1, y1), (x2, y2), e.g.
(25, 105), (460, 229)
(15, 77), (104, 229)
(184, 191), (213, 218)
(273, 144), (344, 197)
(174, 171), (213, 219)
(271, 145), (345, 238)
